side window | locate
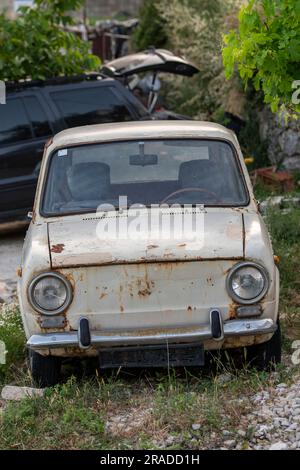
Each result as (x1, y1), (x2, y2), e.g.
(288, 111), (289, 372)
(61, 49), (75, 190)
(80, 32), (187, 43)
(23, 96), (52, 138)
(0, 98), (32, 145)
(50, 86), (133, 128)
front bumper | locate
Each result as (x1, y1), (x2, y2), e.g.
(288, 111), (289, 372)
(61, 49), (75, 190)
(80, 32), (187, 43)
(27, 317), (276, 351)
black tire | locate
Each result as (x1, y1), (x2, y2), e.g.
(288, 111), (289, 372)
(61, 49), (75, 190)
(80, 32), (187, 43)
(29, 351), (61, 387)
(246, 319), (281, 371)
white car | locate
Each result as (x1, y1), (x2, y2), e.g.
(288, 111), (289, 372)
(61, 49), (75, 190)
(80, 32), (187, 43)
(18, 121), (281, 386)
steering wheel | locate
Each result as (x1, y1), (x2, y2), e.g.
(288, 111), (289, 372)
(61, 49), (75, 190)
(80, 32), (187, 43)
(160, 187), (218, 204)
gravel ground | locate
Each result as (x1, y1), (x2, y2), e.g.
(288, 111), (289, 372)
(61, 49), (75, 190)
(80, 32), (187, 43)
(101, 368), (300, 450)
(218, 372), (300, 450)
(0, 232), (24, 303)
(247, 379), (300, 450)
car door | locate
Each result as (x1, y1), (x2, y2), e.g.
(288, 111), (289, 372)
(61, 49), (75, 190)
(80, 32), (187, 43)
(0, 94), (53, 222)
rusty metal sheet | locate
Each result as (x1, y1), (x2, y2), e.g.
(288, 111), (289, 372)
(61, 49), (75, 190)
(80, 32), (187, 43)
(48, 208), (244, 268)
(57, 260), (237, 332)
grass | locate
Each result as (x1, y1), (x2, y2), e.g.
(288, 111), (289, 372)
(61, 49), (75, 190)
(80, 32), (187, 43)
(0, 187), (300, 449)
(0, 304), (26, 386)
(265, 206), (300, 335)
(0, 363), (296, 450)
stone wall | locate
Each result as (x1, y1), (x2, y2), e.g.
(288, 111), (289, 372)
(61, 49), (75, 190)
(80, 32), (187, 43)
(259, 107), (300, 171)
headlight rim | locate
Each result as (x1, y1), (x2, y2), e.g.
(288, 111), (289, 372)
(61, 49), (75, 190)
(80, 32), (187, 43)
(28, 271), (73, 316)
(226, 261), (269, 305)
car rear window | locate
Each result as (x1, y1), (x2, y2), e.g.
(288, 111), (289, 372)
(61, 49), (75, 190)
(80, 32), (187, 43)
(50, 86), (133, 127)
(42, 139), (249, 216)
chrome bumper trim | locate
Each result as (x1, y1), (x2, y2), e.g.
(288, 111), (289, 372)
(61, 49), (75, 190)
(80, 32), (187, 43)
(27, 318), (276, 350)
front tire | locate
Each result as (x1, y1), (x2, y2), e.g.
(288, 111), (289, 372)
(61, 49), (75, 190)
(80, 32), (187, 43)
(246, 320), (281, 371)
(29, 351), (61, 387)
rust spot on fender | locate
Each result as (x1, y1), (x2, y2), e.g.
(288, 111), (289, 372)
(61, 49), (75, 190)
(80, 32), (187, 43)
(62, 271), (75, 290)
(187, 306), (192, 312)
(228, 302), (238, 319)
(147, 244), (159, 250)
(51, 243), (65, 253)
(120, 305), (124, 313)
(100, 292), (108, 300)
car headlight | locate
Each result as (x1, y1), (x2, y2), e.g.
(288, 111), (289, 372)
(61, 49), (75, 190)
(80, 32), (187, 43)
(226, 262), (269, 304)
(28, 272), (73, 315)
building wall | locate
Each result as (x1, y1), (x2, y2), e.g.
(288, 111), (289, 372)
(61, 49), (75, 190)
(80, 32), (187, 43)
(0, 0), (14, 18)
(86, 0), (143, 18)
(0, 0), (143, 18)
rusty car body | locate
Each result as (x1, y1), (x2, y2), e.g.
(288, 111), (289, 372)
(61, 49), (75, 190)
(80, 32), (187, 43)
(18, 121), (281, 386)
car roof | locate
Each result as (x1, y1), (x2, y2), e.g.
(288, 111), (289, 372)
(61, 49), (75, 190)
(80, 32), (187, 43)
(5, 74), (109, 92)
(50, 121), (237, 149)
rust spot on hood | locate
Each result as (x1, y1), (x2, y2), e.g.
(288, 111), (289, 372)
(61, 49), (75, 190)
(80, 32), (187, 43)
(226, 224), (242, 240)
(51, 243), (65, 253)
(138, 287), (152, 297)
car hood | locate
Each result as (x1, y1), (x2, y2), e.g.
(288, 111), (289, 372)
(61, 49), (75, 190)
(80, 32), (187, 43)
(48, 208), (244, 268)
(101, 48), (199, 78)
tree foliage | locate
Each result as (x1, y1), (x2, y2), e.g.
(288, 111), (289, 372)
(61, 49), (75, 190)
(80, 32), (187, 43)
(0, 0), (100, 81)
(153, 0), (242, 119)
(132, 0), (168, 50)
(222, 0), (300, 114)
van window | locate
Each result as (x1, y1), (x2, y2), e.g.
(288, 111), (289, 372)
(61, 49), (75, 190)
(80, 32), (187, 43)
(23, 96), (52, 138)
(51, 86), (133, 127)
(0, 99), (32, 145)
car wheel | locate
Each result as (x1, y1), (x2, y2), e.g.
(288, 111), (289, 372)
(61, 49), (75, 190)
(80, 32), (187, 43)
(29, 350), (61, 387)
(246, 319), (281, 371)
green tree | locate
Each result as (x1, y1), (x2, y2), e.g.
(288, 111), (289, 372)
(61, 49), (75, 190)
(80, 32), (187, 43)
(132, 0), (168, 50)
(0, 0), (100, 81)
(222, 0), (300, 114)
(153, 0), (242, 119)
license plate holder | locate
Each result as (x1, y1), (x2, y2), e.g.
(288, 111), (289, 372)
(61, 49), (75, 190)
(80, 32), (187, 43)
(98, 342), (205, 369)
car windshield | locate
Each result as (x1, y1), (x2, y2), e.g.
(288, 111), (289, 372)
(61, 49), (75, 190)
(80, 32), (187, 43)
(42, 139), (248, 215)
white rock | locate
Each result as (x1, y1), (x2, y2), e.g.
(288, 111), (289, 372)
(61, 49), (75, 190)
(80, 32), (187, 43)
(224, 440), (236, 449)
(1, 385), (44, 401)
(217, 373), (233, 385)
(192, 423), (201, 431)
(276, 383), (287, 389)
(269, 442), (288, 450)
(279, 418), (289, 427)
(287, 423), (297, 431)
